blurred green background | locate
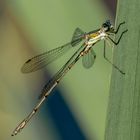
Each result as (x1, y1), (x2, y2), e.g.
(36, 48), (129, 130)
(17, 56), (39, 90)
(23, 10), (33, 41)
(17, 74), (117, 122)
(0, 0), (116, 140)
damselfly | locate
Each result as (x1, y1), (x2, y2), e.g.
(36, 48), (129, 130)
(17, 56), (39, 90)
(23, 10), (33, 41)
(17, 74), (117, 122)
(11, 20), (128, 136)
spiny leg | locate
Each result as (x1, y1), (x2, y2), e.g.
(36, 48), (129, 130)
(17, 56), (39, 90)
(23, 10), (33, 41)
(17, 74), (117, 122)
(103, 40), (125, 74)
(113, 21), (126, 34)
(108, 29), (128, 45)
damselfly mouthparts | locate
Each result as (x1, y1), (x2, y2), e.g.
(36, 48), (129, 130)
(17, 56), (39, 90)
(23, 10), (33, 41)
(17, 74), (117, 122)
(11, 20), (128, 136)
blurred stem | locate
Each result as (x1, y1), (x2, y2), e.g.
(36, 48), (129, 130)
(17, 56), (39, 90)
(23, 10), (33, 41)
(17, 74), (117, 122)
(105, 0), (140, 140)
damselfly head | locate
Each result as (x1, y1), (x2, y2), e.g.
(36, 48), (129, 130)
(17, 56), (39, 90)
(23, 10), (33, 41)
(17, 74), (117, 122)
(102, 20), (114, 32)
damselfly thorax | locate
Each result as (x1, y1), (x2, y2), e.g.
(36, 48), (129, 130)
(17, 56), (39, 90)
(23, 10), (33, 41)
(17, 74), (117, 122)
(84, 29), (108, 53)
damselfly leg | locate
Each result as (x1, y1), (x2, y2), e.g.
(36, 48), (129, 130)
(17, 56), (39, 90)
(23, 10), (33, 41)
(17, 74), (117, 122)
(113, 21), (126, 34)
(108, 29), (128, 45)
(103, 40), (125, 74)
(104, 21), (128, 74)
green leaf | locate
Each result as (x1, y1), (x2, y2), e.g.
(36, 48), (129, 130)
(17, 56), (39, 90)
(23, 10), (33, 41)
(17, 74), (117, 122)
(105, 0), (140, 140)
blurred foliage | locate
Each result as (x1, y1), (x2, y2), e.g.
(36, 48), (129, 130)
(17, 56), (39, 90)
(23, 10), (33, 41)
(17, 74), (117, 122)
(0, 0), (114, 140)
(105, 0), (140, 140)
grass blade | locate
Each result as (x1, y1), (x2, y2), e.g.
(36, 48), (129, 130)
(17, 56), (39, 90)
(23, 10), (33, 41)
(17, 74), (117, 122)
(105, 0), (140, 140)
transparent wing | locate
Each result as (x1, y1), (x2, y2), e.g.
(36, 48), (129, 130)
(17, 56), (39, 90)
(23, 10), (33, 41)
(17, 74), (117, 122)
(105, 37), (114, 48)
(82, 48), (96, 69)
(21, 43), (72, 73)
(21, 28), (85, 73)
(71, 27), (85, 46)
